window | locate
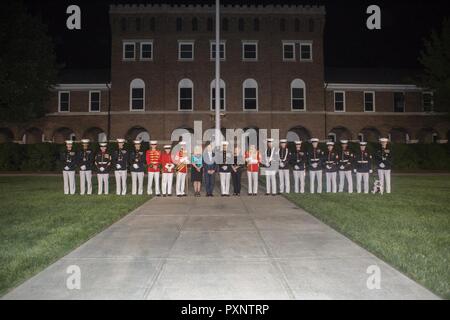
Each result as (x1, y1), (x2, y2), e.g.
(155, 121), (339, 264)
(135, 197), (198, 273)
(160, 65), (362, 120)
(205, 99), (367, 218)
(432, 133), (438, 143)
(422, 92), (434, 112)
(254, 18), (259, 31)
(280, 18), (286, 32)
(283, 42), (295, 61)
(242, 41), (258, 61)
(207, 18), (213, 31)
(334, 91), (345, 112)
(123, 42), (136, 60)
(120, 18), (127, 32)
(178, 41), (194, 60)
(364, 91), (375, 112)
(176, 17), (182, 31)
(300, 43), (312, 60)
(58, 91), (70, 112)
(328, 133), (336, 143)
(210, 41), (225, 60)
(294, 18), (300, 32)
(130, 78), (145, 111)
(210, 79), (225, 111)
(140, 41), (153, 60)
(89, 91), (100, 112)
(192, 18), (198, 31)
(238, 18), (244, 32)
(243, 79), (258, 111)
(308, 18), (315, 32)
(179, 79), (193, 111)
(222, 18), (228, 31)
(394, 92), (405, 112)
(149, 17), (155, 31)
(291, 79), (306, 111)
(135, 18), (141, 31)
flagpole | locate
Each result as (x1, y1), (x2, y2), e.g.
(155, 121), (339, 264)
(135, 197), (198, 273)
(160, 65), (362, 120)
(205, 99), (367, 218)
(214, 0), (221, 148)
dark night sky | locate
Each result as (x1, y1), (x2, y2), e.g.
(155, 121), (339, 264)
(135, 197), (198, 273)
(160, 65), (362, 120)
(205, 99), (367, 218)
(22, 0), (450, 70)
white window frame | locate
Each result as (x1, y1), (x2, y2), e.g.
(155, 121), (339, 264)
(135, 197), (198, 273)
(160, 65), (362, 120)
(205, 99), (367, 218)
(422, 91), (434, 112)
(282, 42), (296, 61)
(58, 91), (70, 112)
(178, 41), (194, 61)
(178, 78), (194, 111)
(299, 42), (313, 61)
(328, 132), (337, 143)
(290, 79), (306, 111)
(122, 41), (136, 61)
(334, 91), (346, 112)
(89, 90), (101, 112)
(210, 79), (226, 111)
(363, 91), (375, 112)
(242, 78), (258, 111)
(393, 91), (406, 113)
(210, 40), (226, 61)
(140, 41), (153, 61)
(129, 78), (145, 111)
(242, 41), (258, 61)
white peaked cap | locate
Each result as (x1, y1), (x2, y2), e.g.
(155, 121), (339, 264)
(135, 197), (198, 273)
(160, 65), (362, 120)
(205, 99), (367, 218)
(326, 141), (335, 146)
(360, 141), (368, 146)
(310, 138), (319, 143)
(150, 140), (158, 145)
(65, 140), (74, 144)
(99, 142), (108, 147)
(164, 145), (171, 149)
(81, 139), (90, 144)
(295, 141), (302, 145)
(340, 140), (349, 144)
(266, 138), (274, 142)
(116, 138), (126, 143)
(280, 139), (287, 143)
(379, 137), (389, 142)
(222, 141), (229, 145)
(133, 140), (142, 144)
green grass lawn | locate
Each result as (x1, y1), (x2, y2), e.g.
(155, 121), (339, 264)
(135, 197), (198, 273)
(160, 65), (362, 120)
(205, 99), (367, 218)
(0, 176), (150, 296)
(284, 175), (450, 299)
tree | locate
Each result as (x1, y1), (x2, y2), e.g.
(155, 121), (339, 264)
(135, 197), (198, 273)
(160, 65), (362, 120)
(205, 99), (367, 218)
(419, 18), (450, 113)
(0, 1), (58, 123)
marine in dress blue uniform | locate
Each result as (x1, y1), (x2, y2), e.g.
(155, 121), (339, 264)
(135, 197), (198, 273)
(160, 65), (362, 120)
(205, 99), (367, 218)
(113, 138), (129, 195)
(61, 140), (77, 195)
(95, 142), (112, 195)
(78, 139), (93, 195)
(307, 138), (324, 193)
(278, 139), (291, 193)
(375, 137), (392, 193)
(291, 141), (307, 193)
(129, 140), (145, 195)
(338, 140), (354, 193)
(324, 141), (339, 193)
(354, 141), (373, 194)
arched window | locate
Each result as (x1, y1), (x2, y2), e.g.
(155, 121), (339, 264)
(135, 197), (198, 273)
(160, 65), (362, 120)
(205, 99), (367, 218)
(243, 79), (258, 111)
(210, 79), (225, 111)
(130, 78), (145, 111)
(280, 18), (286, 32)
(294, 18), (300, 32)
(291, 79), (306, 111)
(238, 18), (244, 32)
(308, 18), (315, 32)
(135, 17), (141, 31)
(176, 17), (182, 31)
(207, 17), (213, 31)
(192, 17), (198, 31)
(253, 18), (259, 31)
(179, 78), (194, 111)
(120, 18), (127, 32)
(222, 18), (228, 31)
(149, 17), (155, 31)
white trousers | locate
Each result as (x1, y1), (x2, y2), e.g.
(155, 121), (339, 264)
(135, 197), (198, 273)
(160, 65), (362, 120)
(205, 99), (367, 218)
(265, 170), (277, 194)
(309, 170), (322, 194)
(147, 172), (160, 195)
(176, 172), (186, 195)
(115, 170), (127, 195)
(279, 169), (290, 193)
(161, 173), (174, 195)
(247, 171), (258, 194)
(79, 170), (92, 195)
(63, 171), (76, 195)
(338, 170), (353, 193)
(131, 172), (144, 195)
(326, 172), (337, 193)
(293, 170), (305, 193)
(97, 173), (109, 195)
(220, 172), (231, 195)
(378, 169), (391, 193)
(356, 172), (370, 194)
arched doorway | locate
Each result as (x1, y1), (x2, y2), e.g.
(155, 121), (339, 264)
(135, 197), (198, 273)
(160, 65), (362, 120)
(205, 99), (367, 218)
(287, 126), (311, 142)
(417, 128), (439, 144)
(389, 127), (409, 143)
(83, 127), (107, 142)
(126, 126), (150, 142)
(22, 128), (44, 144)
(53, 127), (75, 144)
(328, 126), (352, 142)
(359, 127), (381, 142)
(0, 128), (14, 143)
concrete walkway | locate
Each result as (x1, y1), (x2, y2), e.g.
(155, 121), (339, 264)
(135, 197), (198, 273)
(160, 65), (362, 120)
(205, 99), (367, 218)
(4, 183), (438, 300)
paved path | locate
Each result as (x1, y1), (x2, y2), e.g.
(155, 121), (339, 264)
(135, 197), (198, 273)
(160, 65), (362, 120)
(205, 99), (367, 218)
(4, 182), (437, 300)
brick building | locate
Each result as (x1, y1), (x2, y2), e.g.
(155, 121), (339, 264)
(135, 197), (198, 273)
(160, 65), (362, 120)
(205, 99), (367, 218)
(0, 4), (449, 144)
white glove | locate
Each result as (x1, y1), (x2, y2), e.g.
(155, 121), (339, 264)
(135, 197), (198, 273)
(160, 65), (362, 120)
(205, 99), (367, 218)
(294, 165), (299, 170)
(116, 164), (121, 169)
(222, 166), (227, 170)
(380, 163), (385, 169)
(369, 170), (373, 174)
(280, 163), (285, 168)
(340, 165), (345, 170)
(133, 164), (138, 169)
(80, 165), (86, 171)
(353, 169), (357, 173)
(312, 163), (318, 168)
(100, 167), (105, 172)
(326, 165), (331, 170)
(64, 166), (69, 170)
(251, 160), (258, 164)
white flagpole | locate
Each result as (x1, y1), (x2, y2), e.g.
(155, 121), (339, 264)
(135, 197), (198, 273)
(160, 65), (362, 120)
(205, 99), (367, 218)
(214, 0), (221, 148)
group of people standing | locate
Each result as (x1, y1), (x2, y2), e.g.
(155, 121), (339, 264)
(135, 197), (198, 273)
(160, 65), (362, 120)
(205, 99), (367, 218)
(61, 136), (392, 196)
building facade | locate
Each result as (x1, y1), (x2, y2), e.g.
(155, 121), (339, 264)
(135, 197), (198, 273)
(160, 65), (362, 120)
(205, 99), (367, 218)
(0, 4), (449, 144)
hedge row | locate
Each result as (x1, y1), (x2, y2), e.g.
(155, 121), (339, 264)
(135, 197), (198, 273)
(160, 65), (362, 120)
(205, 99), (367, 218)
(0, 142), (449, 171)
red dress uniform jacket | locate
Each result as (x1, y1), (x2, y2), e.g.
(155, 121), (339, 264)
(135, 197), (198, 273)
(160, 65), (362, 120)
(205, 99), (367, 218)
(245, 151), (261, 172)
(146, 149), (161, 172)
(175, 150), (188, 173)
(160, 152), (175, 173)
